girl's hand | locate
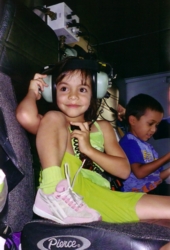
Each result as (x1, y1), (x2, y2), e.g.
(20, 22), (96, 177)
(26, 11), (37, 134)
(29, 73), (47, 100)
(70, 122), (92, 155)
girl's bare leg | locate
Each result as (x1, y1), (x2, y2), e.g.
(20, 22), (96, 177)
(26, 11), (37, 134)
(160, 242), (170, 250)
(33, 111), (101, 223)
(36, 111), (68, 169)
(136, 194), (170, 220)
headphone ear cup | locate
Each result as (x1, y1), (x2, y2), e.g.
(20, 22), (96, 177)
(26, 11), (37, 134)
(41, 75), (53, 102)
(96, 72), (109, 99)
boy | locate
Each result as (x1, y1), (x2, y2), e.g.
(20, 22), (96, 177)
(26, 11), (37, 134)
(119, 93), (170, 193)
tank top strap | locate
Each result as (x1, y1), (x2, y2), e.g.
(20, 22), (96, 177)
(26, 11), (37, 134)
(93, 121), (103, 134)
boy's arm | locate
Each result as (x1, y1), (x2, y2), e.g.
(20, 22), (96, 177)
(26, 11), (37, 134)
(160, 167), (170, 180)
(131, 153), (170, 179)
(16, 74), (47, 135)
(119, 135), (170, 179)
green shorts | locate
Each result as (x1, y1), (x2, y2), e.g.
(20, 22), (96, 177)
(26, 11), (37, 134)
(61, 152), (144, 223)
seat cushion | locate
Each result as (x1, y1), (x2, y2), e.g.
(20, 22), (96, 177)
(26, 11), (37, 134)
(21, 219), (170, 250)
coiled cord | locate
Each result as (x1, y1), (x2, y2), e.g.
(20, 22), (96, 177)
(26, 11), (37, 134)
(71, 123), (95, 170)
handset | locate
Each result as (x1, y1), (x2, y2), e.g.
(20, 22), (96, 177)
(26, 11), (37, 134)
(70, 125), (80, 131)
(71, 125), (89, 167)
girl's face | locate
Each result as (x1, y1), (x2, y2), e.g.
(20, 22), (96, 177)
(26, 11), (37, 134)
(56, 70), (92, 121)
(129, 108), (163, 141)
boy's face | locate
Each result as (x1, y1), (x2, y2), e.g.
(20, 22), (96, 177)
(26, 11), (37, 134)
(129, 108), (163, 141)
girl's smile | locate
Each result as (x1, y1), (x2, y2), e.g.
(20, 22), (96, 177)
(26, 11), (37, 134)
(66, 104), (80, 107)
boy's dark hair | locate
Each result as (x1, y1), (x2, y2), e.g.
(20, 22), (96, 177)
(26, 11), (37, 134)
(125, 93), (164, 124)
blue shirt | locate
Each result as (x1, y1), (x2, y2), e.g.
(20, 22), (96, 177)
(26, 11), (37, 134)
(119, 133), (162, 192)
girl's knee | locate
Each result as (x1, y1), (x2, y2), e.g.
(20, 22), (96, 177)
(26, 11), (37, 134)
(41, 111), (67, 126)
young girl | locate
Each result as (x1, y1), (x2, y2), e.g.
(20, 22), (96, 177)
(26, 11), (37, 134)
(16, 57), (170, 225)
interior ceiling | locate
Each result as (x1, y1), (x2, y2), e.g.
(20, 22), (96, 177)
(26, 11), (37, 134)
(43, 0), (170, 79)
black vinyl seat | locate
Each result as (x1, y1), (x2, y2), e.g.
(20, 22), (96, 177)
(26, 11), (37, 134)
(21, 219), (170, 250)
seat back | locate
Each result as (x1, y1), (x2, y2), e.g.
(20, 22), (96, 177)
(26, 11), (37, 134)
(0, 0), (59, 233)
(0, 72), (34, 232)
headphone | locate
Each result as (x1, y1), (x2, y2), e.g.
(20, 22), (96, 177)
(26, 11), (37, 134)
(41, 57), (113, 103)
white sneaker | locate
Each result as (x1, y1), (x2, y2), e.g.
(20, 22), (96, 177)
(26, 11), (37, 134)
(0, 170), (7, 212)
(33, 162), (101, 224)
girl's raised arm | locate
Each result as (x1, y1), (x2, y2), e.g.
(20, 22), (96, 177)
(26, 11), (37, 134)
(16, 74), (47, 135)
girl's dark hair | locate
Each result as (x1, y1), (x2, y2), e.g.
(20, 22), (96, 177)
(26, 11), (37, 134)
(125, 93), (164, 125)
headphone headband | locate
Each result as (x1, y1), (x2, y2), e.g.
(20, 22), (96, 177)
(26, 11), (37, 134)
(42, 57), (112, 77)
(62, 58), (100, 72)
(41, 57), (113, 102)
